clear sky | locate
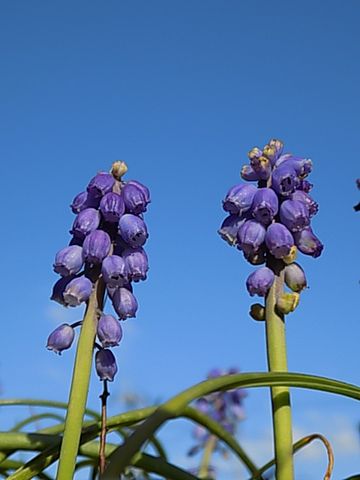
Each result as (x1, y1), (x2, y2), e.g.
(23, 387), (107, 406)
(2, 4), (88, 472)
(0, 1), (359, 478)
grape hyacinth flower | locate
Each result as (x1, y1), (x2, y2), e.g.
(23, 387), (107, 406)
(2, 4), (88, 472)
(49, 161), (150, 385)
(219, 138), (323, 316)
(53, 245), (83, 277)
(97, 314), (123, 347)
(47, 324), (75, 354)
(95, 349), (118, 381)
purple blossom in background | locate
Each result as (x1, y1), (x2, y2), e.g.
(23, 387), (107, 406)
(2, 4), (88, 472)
(219, 139), (322, 316)
(354, 179), (360, 212)
(48, 163), (150, 380)
(188, 368), (246, 461)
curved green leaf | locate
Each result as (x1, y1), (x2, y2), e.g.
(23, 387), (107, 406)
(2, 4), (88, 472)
(0, 399), (99, 420)
(103, 371), (360, 478)
(11, 413), (65, 432)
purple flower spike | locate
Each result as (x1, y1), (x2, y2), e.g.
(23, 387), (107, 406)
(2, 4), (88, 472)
(240, 165), (259, 181)
(47, 324), (75, 354)
(122, 183), (149, 214)
(279, 199), (310, 232)
(87, 172), (115, 198)
(97, 314), (123, 347)
(118, 214), (148, 248)
(122, 247), (149, 282)
(265, 223), (294, 259)
(271, 164), (299, 197)
(223, 184), (257, 215)
(99, 192), (125, 223)
(53, 245), (83, 277)
(237, 220), (266, 256)
(70, 191), (100, 214)
(71, 208), (101, 239)
(246, 267), (275, 297)
(95, 349), (118, 381)
(101, 255), (127, 287)
(126, 180), (151, 204)
(218, 214), (248, 246)
(50, 276), (75, 306)
(291, 190), (318, 217)
(82, 230), (111, 265)
(293, 227), (323, 258)
(112, 287), (138, 320)
(63, 276), (93, 306)
(251, 188), (279, 226)
(284, 262), (307, 292)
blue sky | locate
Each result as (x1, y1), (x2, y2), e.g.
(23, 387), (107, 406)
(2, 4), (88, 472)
(0, 1), (359, 478)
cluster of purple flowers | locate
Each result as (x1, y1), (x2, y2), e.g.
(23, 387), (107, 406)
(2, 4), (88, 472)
(188, 368), (246, 457)
(47, 162), (150, 381)
(219, 139), (323, 314)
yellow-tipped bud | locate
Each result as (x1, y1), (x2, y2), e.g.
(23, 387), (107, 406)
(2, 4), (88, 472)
(111, 161), (128, 180)
(283, 245), (297, 265)
(249, 303), (265, 321)
(276, 292), (300, 315)
(248, 147), (262, 160)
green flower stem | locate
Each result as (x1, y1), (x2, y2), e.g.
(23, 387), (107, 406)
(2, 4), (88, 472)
(198, 435), (217, 479)
(56, 278), (105, 480)
(265, 259), (294, 480)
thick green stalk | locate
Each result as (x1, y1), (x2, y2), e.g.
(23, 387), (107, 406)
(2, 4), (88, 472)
(265, 259), (294, 479)
(56, 279), (105, 480)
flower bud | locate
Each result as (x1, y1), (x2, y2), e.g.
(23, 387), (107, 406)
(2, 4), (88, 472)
(118, 214), (148, 248)
(291, 190), (318, 217)
(122, 183), (149, 214)
(251, 188), (279, 226)
(50, 276), (75, 306)
(95, 349), (118, 381)
(265, 223), (294, 259)
(125, 180), (151, 204)
(70, 191), (100, 213)
(47, 324), (75, 354)
(249, 303), (265, 321)
(53, 245), (83, 277)
(246, 267), (275, 297)
(63, 277), (93, 306)
(283, 245), (297, 264)
(82, 230), (112, 265)
(218, 214), (247, 246)
(97, 314), (123, 347)
(122, 247), (149, 282)
(101, 255), (127, 287)
(279, 199), (310, 232)
(293, 227), (323, 258)
(284, 262), (307, 292)
(240, 164), (258, 181)
(99, 192), (125, 223)
(276, 292), (300, 314)
(223, 184), (257, 215)
(250, 155), (272, 180)
(266, 139), (284, 165)
(237, 220), (266, 256)
(111, 161), (128, 180)
(71, 208), (101, 239)
(87, 172), (115, 198)
(111, 287), (138, 319)
(271, 164), (299, 197)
